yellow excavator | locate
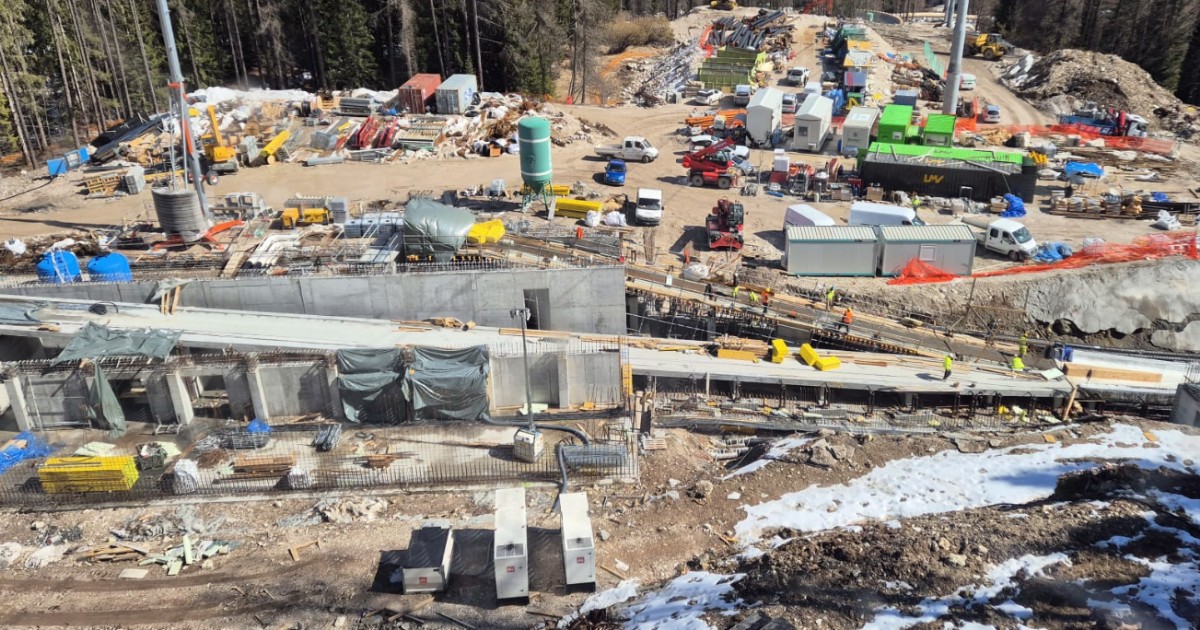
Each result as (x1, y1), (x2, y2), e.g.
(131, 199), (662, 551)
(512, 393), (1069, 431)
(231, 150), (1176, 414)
(965, 33), (1012, 60)
(202, 105), (239, 173)
(711, 0), (738, 9)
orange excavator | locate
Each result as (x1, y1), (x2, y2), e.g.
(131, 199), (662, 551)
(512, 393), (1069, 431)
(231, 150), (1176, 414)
(682, 137), (740, 190)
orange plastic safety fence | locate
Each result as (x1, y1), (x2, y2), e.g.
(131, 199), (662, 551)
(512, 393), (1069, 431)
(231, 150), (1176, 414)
(888, 232), (1199, 285)
(997, 124), (1175, 156)
(700, 25), (714, 58)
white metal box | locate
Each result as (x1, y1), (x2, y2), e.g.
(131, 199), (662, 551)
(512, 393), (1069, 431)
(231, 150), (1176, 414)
(513, 428), (544, 462)
(559, 492), (596, 589)
(402, 525), (455, 594)
(493, 487), (529, 601)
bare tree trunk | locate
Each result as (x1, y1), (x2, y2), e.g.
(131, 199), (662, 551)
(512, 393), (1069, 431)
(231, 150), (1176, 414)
(0, 51), (36, 166)
(472, 0), (484, 90)
(428, 0), (446, 77)
(229, 2), (249, 87)
(102, 0), (135, 116)
(175, 0), (202, 88)
(306, 3), (328, 88)
(67, 0), (109, 126)
(244, 0), (263, 87)
(127, 0), (161, 112)
(47, 0), (82, 145)
(89, 0), (127, 116)
(568, 0), (578, 100)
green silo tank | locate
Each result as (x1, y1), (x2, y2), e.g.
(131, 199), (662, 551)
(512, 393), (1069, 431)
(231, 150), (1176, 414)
(518, 116), (553, 190)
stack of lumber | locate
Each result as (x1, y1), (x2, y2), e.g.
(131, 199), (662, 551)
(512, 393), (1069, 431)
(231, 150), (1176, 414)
(715, 335), (769, 357)
(38, 456), (139, 493)
(77, 543), (150, 562)
(219, 454), (295, 481)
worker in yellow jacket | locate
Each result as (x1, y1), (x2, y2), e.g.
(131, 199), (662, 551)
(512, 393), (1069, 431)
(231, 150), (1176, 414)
(943, 354), (953, 380)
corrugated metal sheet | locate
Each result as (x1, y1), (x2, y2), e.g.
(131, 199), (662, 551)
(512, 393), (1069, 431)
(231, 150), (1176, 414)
(393, 74), (442, 114)
(878, 225), (975, 242)
(786, 225), (877, 242)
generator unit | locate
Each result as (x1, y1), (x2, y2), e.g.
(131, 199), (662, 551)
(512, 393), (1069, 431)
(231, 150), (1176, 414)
(401, 524), (455, 594)
(493, 487), (529, 602)
(513, 428), (544, 462)
(559, 492), (596, 590)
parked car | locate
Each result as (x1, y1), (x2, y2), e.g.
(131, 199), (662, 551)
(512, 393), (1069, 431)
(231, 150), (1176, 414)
(733, 84), (754, 106)
(693, 89), (722, 106)
(786, 67), (810, 86)
(603, 159), (627, 186)
(782, 93), (799, 114)
(982, 104), (1002, 123)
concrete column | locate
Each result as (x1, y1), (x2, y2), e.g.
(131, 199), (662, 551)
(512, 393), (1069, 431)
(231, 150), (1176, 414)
(246, 368), (270, 422)
(557, 354), (570, 408)
(165, 373), (195, 426)
(325, 364), (343, 420)
(4, 377), (34, 432)
(942, 0), (970, 115)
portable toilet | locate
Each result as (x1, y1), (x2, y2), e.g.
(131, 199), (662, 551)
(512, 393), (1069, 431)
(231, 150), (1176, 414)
(559, 492), (596, 590)
(494, 487), (529, 601)
(792, 94), (834, 152)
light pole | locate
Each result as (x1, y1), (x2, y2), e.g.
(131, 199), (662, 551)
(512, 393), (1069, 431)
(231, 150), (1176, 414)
(511, 306), (535, 432)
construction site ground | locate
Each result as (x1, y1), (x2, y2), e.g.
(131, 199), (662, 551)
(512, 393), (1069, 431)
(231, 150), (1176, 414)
(0, 418), (1194, 629)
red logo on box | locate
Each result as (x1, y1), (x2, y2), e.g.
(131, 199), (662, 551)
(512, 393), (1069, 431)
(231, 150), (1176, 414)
(506, 566), (515, 573)
(419, 577), (428, 585)
(576, 557), (585, 564)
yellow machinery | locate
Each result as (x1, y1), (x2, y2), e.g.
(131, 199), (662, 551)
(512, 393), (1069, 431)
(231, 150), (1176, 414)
(965, 33), (1012, 60)
(278, 206), (331, 229)
(711, 0), (738, 8)
(203, 105), (239, 172)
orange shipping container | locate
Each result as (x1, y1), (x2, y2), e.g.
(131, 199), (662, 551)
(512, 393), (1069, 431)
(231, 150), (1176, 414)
(394, 74), (443, 114)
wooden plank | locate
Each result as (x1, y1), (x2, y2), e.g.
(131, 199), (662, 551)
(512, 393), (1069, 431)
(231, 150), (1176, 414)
(716, 348), (758, 362)
(1062, 363), (1163, 383)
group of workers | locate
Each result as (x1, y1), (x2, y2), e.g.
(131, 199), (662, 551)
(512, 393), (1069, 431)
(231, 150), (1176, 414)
(943, 332), (1030, 380)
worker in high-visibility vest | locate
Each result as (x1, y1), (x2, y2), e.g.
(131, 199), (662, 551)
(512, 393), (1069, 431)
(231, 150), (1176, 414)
(1010, 356), (1025, 371)
(943, 354), (953, 380)
(1018, 333), (1028, 358)
(825, 287), (836, 310)
(841, 307), (854, 333)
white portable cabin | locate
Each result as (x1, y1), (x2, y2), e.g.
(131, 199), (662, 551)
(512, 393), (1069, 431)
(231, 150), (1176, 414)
(401, 524), (455, 594)
(746, 87), (784, 145)
(792, 95), (833, 152)
(559, 492), (596, 589)
(877, 224), (977, 277)
(841, 106), (880, 152)
(784, 226), (879, 276)
(783, 204), (836, 229)
(494, 487), (529, 601)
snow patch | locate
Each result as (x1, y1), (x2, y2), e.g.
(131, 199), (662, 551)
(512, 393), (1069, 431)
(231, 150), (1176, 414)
(1113, 556), (1200, 630)
(623, 571), (744, 630)
(558, 580), (640, 628)
(192, 86), (315, 105)
(735, 424), (1200, 543)
(722, 436), (812, 479)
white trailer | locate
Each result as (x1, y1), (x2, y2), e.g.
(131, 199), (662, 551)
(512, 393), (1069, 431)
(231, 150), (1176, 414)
(792, 94), (833, 152)
(494, 487), (529, 601)
(559, 492), (596, 589)
(746, 87), (784, 146)
(841, 106), (880, 152)
(401, 524), (455, 594)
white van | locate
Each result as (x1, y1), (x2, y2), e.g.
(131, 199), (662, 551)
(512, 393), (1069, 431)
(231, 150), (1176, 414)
(634, 188), (664, 226)
(784, 204), (836, 229)
(960, 73), (977, 90)
(848, 201), (926, 226)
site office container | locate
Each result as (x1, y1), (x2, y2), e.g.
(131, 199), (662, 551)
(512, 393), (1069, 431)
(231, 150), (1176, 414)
(877, 225), (977, 277)
(841, 106), (880, 151)
(784, 225), (879, 276)
(394, 74), (443, 114)
(877, 105), (913, 144)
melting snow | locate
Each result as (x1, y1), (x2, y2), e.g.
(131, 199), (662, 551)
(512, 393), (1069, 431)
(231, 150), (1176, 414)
(862, 553), (1071, 629)
(722, 436), (812, 479)
(1113, 556), (1200, 630)
(557, 580), (640, 628)
(735, 424), (1200, 543)
(622, 571), (744, 630)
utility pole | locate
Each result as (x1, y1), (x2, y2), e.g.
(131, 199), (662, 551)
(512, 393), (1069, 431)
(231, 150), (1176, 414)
(942, 0), (970, 116)
(509, 307), (535, 431)
(943, 0), (953, 28)
(154, 0), (210, 219)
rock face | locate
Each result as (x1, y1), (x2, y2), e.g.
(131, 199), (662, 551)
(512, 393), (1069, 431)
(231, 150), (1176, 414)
(1151, 320), (1200, 352)
(1024, 260), (1200, 342)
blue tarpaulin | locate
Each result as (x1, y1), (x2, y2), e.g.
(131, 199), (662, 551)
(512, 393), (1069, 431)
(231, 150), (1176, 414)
(247, 419), (272, 433)
(1032, 242), (1074, 263)
(1150, 192), (1170, 202)
(0, 432), (55, 475)
(1000, 193), (1026, 218)
(1063, 161), (1104, 178)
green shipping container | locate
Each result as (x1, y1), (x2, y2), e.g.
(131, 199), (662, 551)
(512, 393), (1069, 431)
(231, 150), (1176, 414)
(877, 105), (913, 145)
(922, 114), (957, 147)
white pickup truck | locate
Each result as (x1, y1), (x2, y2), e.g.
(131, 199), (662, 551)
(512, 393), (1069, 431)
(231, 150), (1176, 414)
(962, 216), (1038, 260)
(594, 136), (659, 163)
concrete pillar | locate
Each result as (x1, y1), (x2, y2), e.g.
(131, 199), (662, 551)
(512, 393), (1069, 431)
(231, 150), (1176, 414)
(165, 373), (195, 426)
(246, 368), (270, 422)
(4, 377), (34, 431)
(325, 364), (343, 419)
(557, 354), (570, 408)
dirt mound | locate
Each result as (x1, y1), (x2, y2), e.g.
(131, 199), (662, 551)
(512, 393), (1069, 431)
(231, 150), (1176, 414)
(1009, 49), (1200, 137)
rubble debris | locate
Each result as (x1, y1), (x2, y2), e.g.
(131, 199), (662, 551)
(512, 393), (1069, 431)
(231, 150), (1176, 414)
(23, 544), (67, 569)
(0, 543), (24, 569)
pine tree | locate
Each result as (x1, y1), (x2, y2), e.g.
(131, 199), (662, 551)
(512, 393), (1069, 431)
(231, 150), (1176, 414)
(314, 0), (379, 88)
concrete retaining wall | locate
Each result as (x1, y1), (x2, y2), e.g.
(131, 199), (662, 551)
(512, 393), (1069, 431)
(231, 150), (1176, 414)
(3, 267), (627, 335)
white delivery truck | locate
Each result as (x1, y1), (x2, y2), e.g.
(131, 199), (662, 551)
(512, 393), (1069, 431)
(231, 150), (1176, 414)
(961, 216), (1039, 260)
(848, 200), (926, 226)
(634, 188), (664, 226)
(594, 136), (659, 162)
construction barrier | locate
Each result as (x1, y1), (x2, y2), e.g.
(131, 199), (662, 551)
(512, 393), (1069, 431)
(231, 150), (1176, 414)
(999, 124), (1176, 156)
(889, 232), (1199, 285)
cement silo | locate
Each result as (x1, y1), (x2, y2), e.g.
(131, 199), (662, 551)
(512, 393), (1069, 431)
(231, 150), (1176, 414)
(518, 116), (554, 211)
